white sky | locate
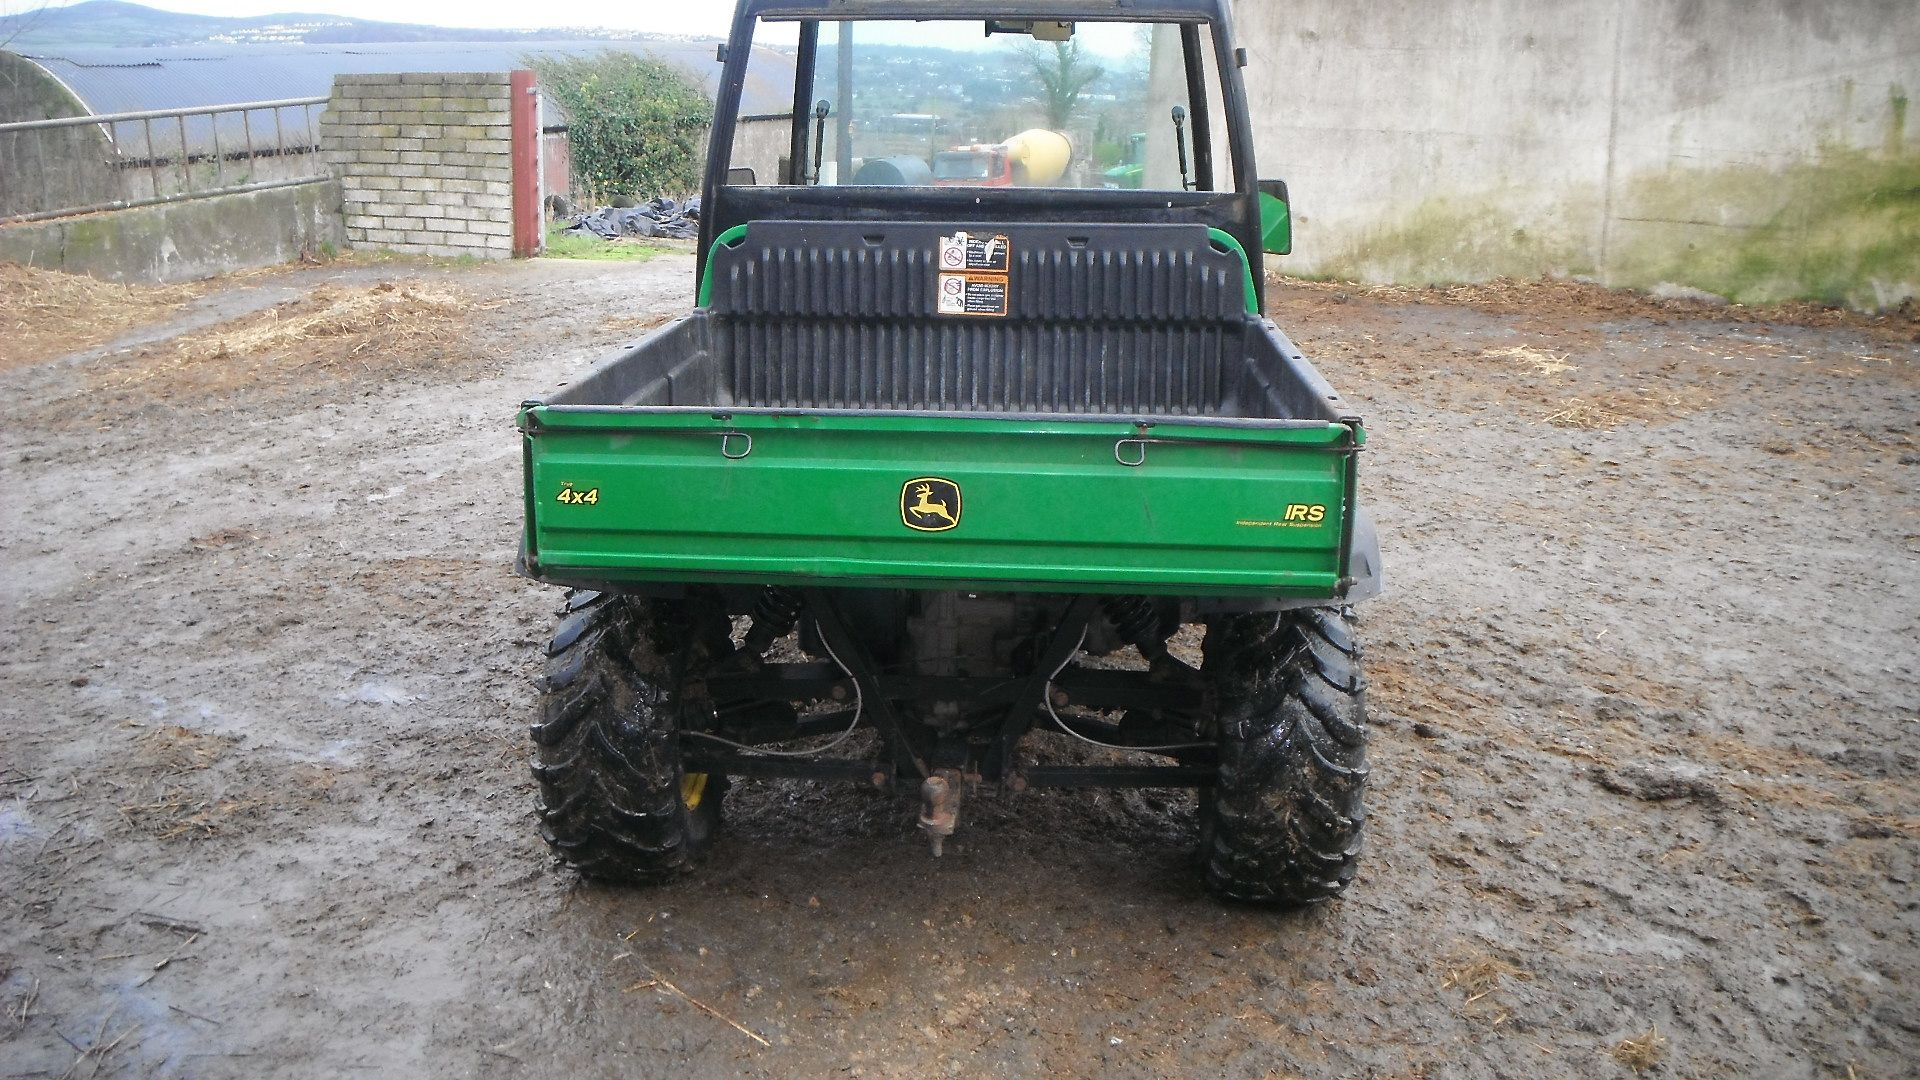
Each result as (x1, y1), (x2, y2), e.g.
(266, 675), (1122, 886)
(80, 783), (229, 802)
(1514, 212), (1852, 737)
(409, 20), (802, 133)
(19, 0), (1147, 55)
(20, 0), (747, 36)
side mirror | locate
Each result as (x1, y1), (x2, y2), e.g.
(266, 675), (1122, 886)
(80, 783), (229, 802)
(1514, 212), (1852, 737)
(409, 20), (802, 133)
(726, 167), (758, 186)
(1258, 178), (1291, 256)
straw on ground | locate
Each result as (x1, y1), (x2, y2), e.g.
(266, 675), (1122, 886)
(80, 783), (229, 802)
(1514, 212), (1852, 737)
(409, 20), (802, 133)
(1613, 1027), (1669, 1072)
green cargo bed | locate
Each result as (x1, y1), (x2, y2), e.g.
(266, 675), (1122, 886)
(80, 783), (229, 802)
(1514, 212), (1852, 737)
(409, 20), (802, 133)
(522, 343), (1365, 598)
(522, 406), (1358, 596)
(520, 221), (1368, 600)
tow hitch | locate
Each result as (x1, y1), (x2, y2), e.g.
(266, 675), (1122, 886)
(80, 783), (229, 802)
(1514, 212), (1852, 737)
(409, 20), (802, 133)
(918, 769), (964, 856)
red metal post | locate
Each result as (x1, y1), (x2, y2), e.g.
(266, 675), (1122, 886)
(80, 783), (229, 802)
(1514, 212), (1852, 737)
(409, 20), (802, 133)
(509, 69), (542, 258)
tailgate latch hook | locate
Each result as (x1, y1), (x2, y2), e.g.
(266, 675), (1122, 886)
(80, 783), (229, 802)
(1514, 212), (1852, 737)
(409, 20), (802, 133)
(719, 431), (753, 459)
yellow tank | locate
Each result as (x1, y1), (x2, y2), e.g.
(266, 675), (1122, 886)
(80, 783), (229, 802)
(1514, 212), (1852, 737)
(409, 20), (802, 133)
(1003, 129), (1074, 186)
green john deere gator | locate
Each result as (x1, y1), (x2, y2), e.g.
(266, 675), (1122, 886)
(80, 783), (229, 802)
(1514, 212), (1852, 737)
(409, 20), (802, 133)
(516, 0), (1382, 905)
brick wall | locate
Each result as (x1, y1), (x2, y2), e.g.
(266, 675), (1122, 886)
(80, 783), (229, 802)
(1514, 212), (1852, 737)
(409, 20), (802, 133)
(318, 73), (517, 259)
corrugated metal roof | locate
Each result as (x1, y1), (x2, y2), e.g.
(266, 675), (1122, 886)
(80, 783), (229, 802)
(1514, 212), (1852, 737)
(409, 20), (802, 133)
(15, 40), (797, 148)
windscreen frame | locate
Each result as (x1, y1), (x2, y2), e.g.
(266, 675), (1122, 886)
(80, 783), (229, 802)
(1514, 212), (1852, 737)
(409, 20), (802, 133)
(700, 9), (1265, 305)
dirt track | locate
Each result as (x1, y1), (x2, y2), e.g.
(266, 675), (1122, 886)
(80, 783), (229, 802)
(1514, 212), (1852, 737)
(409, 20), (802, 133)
(1, 256), (1916, 1078)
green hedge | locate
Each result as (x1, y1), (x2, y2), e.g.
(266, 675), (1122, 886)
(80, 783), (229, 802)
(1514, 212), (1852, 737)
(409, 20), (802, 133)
(530, 52), (711, 205)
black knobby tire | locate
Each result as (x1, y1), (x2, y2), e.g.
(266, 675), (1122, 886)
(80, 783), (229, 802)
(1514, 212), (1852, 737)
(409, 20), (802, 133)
(529, 592), (724, 883)
(1200, 607), (1368, 906)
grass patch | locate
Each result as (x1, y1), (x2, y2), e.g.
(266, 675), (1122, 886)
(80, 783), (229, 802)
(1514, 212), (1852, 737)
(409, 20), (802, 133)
(541, 224), (670, 262)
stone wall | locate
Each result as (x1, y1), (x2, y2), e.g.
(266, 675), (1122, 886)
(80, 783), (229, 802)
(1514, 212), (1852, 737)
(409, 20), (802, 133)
(0, 180), (345, 284)
(318, 72), (517, 259)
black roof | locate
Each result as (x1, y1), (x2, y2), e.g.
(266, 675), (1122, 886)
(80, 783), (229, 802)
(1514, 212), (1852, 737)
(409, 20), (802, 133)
(18, 41), (797, 124)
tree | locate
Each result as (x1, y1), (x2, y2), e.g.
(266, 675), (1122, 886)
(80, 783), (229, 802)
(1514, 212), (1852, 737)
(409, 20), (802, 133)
(1021, 40), (1104, 131)
(527, 51), (711, 205)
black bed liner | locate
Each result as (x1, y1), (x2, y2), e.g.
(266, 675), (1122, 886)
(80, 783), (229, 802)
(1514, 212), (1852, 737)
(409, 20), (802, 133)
(543, 221), (1351, 423)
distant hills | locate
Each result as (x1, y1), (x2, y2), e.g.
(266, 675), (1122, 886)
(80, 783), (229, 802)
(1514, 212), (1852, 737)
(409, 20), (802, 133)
(0, 0), (684, 49)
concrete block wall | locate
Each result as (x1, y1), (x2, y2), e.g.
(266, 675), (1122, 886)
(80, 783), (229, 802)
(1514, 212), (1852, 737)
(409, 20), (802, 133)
(0, 180), (345, 284)
(319, 72), (516, 259)
(1234, 0), (1920, 308)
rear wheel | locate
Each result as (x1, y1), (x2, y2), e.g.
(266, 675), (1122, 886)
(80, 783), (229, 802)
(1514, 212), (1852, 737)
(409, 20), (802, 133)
(1200, 608), (1368, 906)
(530, 592), (724, 883)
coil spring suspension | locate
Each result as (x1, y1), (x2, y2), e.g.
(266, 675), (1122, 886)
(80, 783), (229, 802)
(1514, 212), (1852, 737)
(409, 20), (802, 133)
(1101, 595), (1170, 662)
(740, 586), (803, 657)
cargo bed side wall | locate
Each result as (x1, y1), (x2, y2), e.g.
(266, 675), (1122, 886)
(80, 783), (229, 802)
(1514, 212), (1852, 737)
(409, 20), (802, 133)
(542, 313), (1349, 425)
(543, 317), (720, 408)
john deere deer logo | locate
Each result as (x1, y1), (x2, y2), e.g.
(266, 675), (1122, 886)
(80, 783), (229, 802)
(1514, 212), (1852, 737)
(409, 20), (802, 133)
(902, 478), (962, 532)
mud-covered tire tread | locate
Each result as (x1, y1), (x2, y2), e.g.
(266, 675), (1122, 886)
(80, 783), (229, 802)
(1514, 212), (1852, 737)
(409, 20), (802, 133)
(529, 593), (721, 884)
(1201, 608), (1368, 907)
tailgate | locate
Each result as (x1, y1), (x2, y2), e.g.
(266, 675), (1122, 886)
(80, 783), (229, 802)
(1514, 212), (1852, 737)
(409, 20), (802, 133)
(519, 408), (1361, 598)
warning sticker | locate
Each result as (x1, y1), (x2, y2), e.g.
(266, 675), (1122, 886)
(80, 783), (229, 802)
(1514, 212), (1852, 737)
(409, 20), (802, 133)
(937, 273), (1009, 317)
(936, 231), (1013, 317)
(938, 231), (1012, 273)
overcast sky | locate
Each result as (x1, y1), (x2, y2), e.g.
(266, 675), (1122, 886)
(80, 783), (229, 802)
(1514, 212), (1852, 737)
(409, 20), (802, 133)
(18, 0), (1147, 54)
(23, 0), (748, 36)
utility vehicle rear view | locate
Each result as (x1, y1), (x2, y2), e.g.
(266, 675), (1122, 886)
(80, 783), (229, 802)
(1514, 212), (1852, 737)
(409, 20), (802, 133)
(516, 0), (1382, 905)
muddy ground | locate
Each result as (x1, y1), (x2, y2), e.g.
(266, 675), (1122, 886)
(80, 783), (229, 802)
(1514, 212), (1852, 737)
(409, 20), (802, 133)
(1, 255), (1915, 1079)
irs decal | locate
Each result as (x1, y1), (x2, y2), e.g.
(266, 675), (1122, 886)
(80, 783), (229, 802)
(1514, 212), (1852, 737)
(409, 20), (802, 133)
(1235, 504), (1328, 529)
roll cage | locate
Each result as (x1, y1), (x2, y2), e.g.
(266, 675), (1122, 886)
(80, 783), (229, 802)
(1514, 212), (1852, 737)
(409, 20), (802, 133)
(697, 0), (1268, 310)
